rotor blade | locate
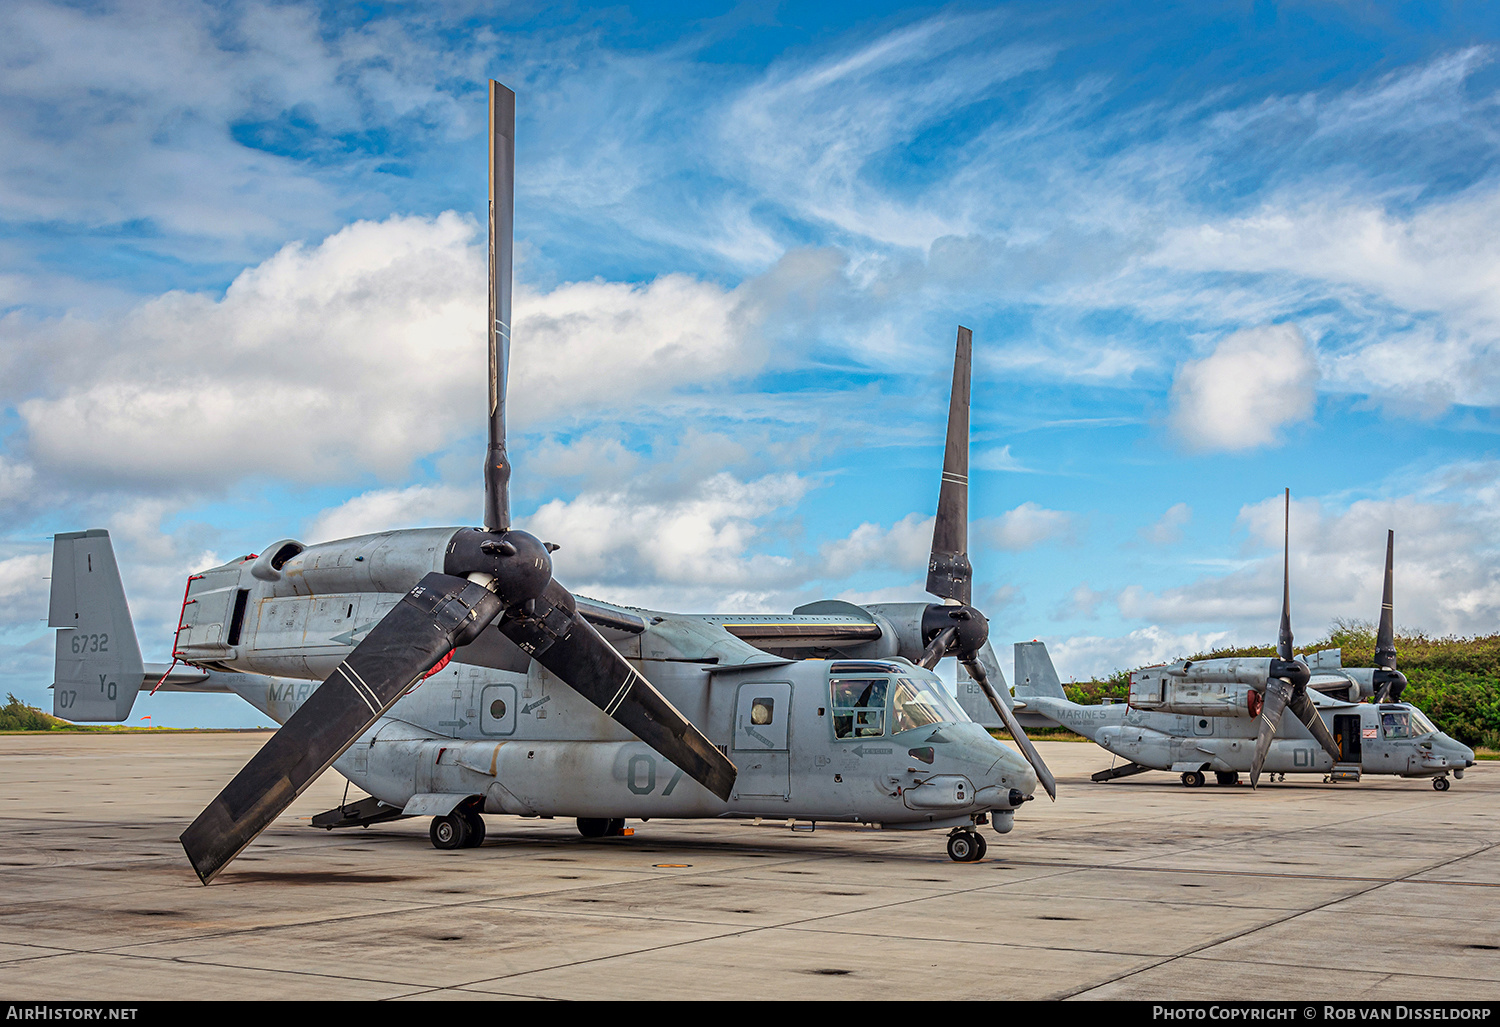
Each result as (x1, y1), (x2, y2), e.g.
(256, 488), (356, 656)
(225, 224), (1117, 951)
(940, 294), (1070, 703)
(180, 573), (504, 884)
(916, 625), (958, 671)
(1278, 487), (1294, 662)
(500, 580), (737, 801)
(926, 326), (973, 605)
(1287, 687), (1342, 764)
(484, 80), (516, 533)
(1250, 677), (1292, 788)
(963, 654), (1056, 801)
(1376, 529), (1397, 672)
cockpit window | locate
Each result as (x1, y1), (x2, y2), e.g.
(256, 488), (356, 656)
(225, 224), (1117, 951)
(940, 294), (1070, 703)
(831, 677), (887, 739)
(1408, 708), (1438, 737)
(1382, 711), (1411, 740)
(893, 677), (962, 732)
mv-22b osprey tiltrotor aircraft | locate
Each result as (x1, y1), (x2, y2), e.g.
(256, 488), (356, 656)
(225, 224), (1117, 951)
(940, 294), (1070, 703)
(47, 82), (1052, 883)
(1009, 513), (1474, 791)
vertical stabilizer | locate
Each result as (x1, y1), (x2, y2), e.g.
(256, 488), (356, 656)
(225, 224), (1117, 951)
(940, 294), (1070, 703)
(1014, 640), (1067, 700)
(49, 530), (144, 721)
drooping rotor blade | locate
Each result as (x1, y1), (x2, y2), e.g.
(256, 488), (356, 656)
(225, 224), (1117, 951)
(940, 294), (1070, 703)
(180, 573), (504, 884)
(484, 80), (516, 534)
(962, 654), (1056, 800)
(926, 326), (974, 606)
(499, 579), (736, 801)
(1287, 688), (1343, 764)
(1251, 676), (1292, 789)
(1373, 529), (1408, 702)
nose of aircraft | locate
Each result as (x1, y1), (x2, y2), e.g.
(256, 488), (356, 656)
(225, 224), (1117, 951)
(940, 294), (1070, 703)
(1443, 734), (1476, 767)
(942, 721), (1039, 801)
(982, 730), (1038, 796)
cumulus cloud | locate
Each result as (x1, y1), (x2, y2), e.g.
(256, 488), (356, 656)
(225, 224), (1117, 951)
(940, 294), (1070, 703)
(1046, 625), (1235, 682)
(1167, 324), (1319, 452)
(526, 471), (812, 594)
(1053, 582), (1109, 621)
(12, 213), (485, 486)
(819, 513), (934, 580)
(511, 272), (759, 425)
(304, 483), (478, 545)
(0, 553), (49, 624)
(5, 212), (781, 492)
(978, 502), (1074, 551)
(1141, 502), (1191, 545)
(1117, 471), (1500, 641)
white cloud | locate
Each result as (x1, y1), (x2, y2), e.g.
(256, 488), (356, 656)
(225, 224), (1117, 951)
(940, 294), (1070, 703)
(1117, 472), (1500, 641)
(1141, 502), (1191, 545)
(719, 13), (1057, 248)
(13, 213), (485, 486)
(510, 272), (759, 425)
(5, 212), (781, 492)
(0, 553), (49, 624)
(1167, 324), (1319, 452)
(1045, 625), (1235, 682)
(818, 513), (933, 579)
(972, 445), (1028, 473)
(527, 471), (812, 593)
(304, 483), (477, 545)
(978, 502), (1074, 551)
(1053, 582), (1109, 621)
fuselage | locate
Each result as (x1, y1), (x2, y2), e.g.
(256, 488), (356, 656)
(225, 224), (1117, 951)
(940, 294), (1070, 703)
(173, 527), (1036, 827)
(1024, 693), (1475, 780)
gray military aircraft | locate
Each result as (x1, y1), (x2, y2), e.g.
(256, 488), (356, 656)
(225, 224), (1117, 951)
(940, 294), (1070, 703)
(1010, 523), (1475, 791)
(47, 81), (1053, 882)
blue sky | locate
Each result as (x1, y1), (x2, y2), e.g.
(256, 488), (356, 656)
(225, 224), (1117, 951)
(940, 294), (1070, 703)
(2, 1), (1498, 727)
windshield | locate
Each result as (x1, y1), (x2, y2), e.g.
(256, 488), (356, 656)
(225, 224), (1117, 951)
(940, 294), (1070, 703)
(1407, 707), (1439, 737)
(893, 677), (965, 732)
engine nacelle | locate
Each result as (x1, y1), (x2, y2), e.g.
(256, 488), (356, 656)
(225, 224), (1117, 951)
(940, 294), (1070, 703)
(1130, 666), (1258, 717)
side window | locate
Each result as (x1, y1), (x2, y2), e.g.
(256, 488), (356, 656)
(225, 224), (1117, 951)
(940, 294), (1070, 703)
(1382, 712), (1410, 740)
(734, 683), (790, 751)
(831, 677), (888, 739)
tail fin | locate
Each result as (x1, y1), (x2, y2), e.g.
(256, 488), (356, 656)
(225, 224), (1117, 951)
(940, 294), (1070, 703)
(1014, 640), (1067, 700)
(49, 530), (144, 722)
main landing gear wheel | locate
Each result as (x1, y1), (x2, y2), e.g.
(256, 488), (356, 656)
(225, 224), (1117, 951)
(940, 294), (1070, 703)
(947, 830), (985, 862)
(461, 808), (486, 847)
(430, 812), (469, 850)
(1181, 771), (1206, 788)
(1215, 771), (1239, 786)
(578, 817), (627, 838)
(1434, 777), (1451, 791)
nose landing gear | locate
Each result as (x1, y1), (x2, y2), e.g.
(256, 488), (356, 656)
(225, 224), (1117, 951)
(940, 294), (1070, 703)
(947, 828), (987, 862)
(1433, 776), (1451, 791)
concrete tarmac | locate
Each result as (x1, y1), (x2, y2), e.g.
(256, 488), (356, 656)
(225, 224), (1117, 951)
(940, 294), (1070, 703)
(0, 732), (1496, 1001)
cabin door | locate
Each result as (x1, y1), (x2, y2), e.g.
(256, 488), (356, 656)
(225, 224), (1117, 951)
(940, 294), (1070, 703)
(732, 682), (792, 799)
